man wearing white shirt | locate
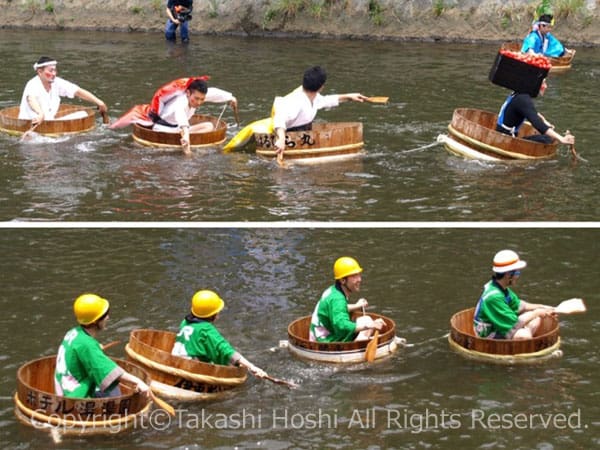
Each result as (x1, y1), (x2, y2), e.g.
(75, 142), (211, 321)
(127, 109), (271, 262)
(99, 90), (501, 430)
(273, 66), (367, 157)
(19, 56), (107, 124)
(151, 78), (237, 155)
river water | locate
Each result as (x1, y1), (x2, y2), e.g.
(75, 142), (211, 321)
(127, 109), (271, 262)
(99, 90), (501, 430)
(0, 228), (598, 449)
(0, 30), (599, 221)
(0, 29), (598, 450)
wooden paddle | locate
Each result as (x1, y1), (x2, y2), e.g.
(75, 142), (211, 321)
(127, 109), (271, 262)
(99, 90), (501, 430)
(100, 109), (109, 125)
(276, 151), (286, 167)
(366, 96), (389, 104)
(564, 130), (578, 161)
(216, 103), (228, 125)
(264, 374), (299, 389)
(365, 330), (379, 363)
(233, 103), (240, 127)
(20, 121), (41, 141)
(180, 129), (192, 155)
(276, 138), (287, 167)
(101, 340), (121, 351)
(149, 391), (176, 416)
(554, 298), (586, 314)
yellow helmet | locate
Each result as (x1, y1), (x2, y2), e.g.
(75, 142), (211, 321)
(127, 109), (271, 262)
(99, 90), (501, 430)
(73, 293), (110, 325)
(191, 290), (225, 318)
(333, 256), (363, 280)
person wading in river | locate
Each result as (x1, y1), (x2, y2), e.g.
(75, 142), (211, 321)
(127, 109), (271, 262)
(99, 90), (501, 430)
(473, 250), (557, 340)
(171, 290), (268, 379)
(309, 256), (385, 342)
(54, 293), (150, 398)
(19, 56), (107, 124)
(165, 0), (193, 43)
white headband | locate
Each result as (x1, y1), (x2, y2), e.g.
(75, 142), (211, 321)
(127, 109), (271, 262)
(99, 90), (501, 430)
(33, 60), (57, 70)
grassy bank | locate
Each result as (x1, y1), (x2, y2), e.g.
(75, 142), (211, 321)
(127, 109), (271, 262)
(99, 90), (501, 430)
(1, 0), (598, 45)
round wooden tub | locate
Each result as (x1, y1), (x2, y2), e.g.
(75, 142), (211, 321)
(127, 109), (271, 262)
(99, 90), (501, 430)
(448, 307), (562, 364)
(287, 313), (399, 363)
(0, 105), (97, 137)
(14, 356), (152, 435)
(255, 122), (364, 163)
(126, 329), (247, 401)
(132, 114), (227, 149)
(444, 108), (558, 160)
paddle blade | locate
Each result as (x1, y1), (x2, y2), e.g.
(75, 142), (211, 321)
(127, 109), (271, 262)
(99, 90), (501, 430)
(276, 151), (286, 167)
(366, 96), (389, 104)
(101, 340), (121, 351)
(100, 110), (110, 125)
(150, 391), (176, 416)
(365, 330), (379, 362)
(555, 298), (586, 314)
(265, 375), (299, 389)
(233, 104), (240, 127)
(20, 122), (41, 142)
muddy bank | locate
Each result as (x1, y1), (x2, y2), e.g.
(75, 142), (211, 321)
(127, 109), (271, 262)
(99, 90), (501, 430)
(1, 0), (599, 46)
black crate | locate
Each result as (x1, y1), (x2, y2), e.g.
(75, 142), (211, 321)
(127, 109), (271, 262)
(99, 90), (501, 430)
(489, 52), (549, 97)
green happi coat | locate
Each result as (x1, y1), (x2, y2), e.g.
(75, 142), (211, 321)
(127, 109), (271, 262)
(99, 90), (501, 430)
(310, 284), (357, 342)
(474, 280), (522, 338)
(172, 318), (237, 366)
(54, 326), (124, 398)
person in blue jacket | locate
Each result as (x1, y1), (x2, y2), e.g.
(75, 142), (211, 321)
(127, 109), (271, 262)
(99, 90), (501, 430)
(521, 14), (567, 58)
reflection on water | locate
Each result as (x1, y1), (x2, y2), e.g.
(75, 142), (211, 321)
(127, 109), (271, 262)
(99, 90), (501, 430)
(1, 31), (599, 220)
(1, 228), (599, 448)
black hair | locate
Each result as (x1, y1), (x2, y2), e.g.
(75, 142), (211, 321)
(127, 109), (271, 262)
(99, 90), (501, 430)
(538, 14), (553, 23)
(187, 79), (208, 94)
(185, 312), (215, 323)
(36, 56), (55, 65)
(82, 307), (110, 329)
(98, 307), (110, 322)
(302, 66), (327, 92)
(493, 270), (520, 280)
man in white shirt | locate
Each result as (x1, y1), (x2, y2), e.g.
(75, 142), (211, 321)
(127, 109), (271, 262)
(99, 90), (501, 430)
(151, 78), (237, 155)
(272, 66), (367, 159)
(19, 56), (107, 123)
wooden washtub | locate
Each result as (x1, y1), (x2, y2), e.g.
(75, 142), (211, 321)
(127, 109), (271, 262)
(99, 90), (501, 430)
(0, 104), (97, 137)
(255, 122), (364, 163)
(448, 307), (562, 364)
(14, 356), (152, 435)
(441, 108), (558, 160)
(126, 329), (247, 401)
(286, 313), (400, 363)
(132, 114), (227, 149)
